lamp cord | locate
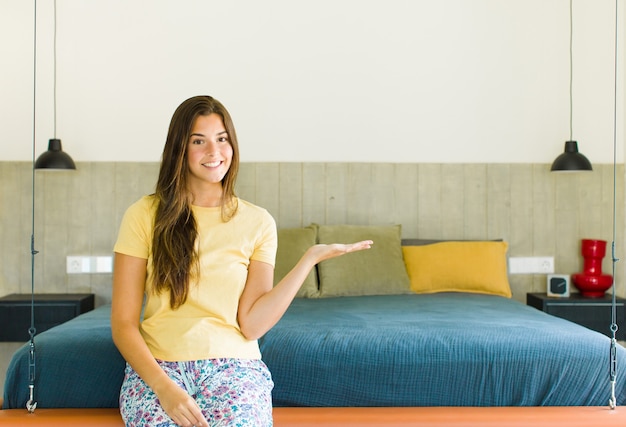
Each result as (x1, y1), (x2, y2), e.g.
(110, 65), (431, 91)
(608, 0), (620, 411)
(569, 0), (574, 141)
(53, 0), (57, 138)
(26, 0), (39, 414)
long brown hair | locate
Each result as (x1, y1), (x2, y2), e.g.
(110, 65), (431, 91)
(152, 95), (240, 309)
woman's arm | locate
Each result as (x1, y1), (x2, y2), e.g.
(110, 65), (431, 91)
(111, 253), (209, 427)
(237, 241), (372, 339)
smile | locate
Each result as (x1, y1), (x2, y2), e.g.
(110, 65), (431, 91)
(203, 161), (222, 168)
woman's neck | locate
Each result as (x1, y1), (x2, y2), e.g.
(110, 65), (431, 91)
(189, 184), (224, 208)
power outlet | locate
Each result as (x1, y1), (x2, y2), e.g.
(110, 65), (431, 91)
(67, 256), (90, 274)
(66, 256), (113, 274)
(509, 256), (555, 274)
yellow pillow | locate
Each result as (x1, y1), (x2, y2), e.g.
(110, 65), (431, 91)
(402, 241), (511, 298)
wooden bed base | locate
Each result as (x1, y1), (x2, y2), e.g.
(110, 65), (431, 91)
(0, 406), (624, 426)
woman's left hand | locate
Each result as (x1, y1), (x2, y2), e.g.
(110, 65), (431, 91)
(306, 240), (373, 264)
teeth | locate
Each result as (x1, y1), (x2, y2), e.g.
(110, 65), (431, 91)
(204, 161), (221, 167)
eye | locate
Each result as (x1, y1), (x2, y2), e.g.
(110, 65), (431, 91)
(217, 136), (229, 144)
(191, 138), (204, 145)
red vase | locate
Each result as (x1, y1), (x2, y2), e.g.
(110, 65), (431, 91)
(571, 239), (613, 298)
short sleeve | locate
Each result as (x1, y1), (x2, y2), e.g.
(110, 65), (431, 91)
(250, 210), (278, 267)
(113, 196), (155, 259)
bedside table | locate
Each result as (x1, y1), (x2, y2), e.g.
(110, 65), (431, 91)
(0, 293), (95, 341)
(527, 292), (625, 340)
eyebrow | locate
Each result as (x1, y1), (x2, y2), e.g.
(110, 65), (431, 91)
(189, 130), (228, 138)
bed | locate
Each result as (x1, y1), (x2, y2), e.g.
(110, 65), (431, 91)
(3, 293), (624, 409)
(3, 225), (625, 409)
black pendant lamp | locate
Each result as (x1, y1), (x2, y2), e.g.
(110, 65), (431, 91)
(34, 0), (75, 171)
(551, 0), (592, 172)
(550, 140), (592, 172)
(35, 138), (75, 169)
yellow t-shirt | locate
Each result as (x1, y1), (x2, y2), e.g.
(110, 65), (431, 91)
(113, 195), (277, 361)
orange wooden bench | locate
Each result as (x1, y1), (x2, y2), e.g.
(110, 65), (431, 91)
(0, 406), (624, 426)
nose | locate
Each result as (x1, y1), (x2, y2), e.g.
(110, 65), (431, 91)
(205, 140), (219, 156)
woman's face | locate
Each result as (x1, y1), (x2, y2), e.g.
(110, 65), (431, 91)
(186, 113), (233, 190)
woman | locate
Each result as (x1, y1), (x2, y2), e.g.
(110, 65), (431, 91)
(111, 95), (372, 427)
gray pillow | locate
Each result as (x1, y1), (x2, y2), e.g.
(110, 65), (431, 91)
(316, 224), (411, 297)
(274, 226), (319, 298)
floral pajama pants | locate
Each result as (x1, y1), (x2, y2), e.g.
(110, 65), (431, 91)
(119, 358), (274, 427)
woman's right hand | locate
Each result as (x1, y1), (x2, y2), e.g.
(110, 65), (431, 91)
(156, 380), (209, 427)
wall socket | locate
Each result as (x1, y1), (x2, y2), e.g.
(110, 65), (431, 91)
(67, 256), (113, 274)
(508, 256), (555, 274)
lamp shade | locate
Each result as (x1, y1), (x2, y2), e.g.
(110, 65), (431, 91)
(34, 139), (76, 170)
(550, 140), (592, 172)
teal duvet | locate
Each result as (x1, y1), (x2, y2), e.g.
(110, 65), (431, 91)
(259, 293), (626, 407)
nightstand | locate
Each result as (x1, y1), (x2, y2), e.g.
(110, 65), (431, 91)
(0, 293), (95, 341)
(527, 292), (625, 340)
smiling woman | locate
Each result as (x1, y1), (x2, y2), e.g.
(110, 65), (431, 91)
(110, 95), (372, 427)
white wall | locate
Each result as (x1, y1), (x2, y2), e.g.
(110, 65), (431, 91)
(1, 0), (624, 163)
